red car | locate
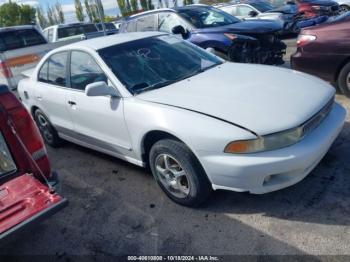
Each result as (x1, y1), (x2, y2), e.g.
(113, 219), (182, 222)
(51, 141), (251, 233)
(291, 13), (350, 98)
(0, 84), (66, 240)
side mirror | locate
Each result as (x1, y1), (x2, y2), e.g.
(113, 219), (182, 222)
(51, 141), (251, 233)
(85, 81), (119, 98)
(171, 25), (190, 40)
(248, 10), (258, 17)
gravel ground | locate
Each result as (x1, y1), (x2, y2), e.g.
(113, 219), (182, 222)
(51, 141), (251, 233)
(1, 41), (349, 259)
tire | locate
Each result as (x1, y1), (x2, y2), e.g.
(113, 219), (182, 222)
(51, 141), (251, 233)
(337, 62), (350, 98)
(339, 5), (350, 14)
(34, 109), (62, 147)
(149, 139), (212, 207)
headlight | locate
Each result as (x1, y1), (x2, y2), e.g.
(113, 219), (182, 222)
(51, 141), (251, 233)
(224, 128), (302, 154)
(224, 33), (237, 40)
(0, 132), (16, 176)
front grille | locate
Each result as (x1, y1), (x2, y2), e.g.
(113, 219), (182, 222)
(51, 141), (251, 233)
(300, 98), (334, 138)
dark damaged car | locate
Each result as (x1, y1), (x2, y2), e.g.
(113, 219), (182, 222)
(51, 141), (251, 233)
(120, 5), (286, 65)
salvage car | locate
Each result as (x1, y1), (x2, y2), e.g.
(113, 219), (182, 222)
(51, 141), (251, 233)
(119, 5), (286, 65)
(291, 12), (350, 98)
(297, 0), (340, 17)
(18, 32), (346, 206)
(0, 85), (66, 240)
(334, 0), (350, 13)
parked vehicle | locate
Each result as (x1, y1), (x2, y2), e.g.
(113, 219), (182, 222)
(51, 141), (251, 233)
(291, 12), (350, 98)
(334, 0), (350, 13)
(18, 32), (346, 206)
(43, 23), (98, 43)
(120, 5), (286, 65)
(0, 25), (78, 91)
(296, 0), (339, 17)
(95, 22), (117, 32)
(0, 85), (66, 240)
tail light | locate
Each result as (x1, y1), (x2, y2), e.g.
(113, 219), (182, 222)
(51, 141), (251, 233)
(1, 92), (51, 179)
(297, 34), (317, 47)
(0, 60), (12, 78)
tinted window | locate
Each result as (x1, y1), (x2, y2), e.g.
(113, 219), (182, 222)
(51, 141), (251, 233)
(250, 2), (274, 12)
(0, 29), (46, 52)
(47, 52), (68, 87)
(178, 7), (240, 28)
(70, 51), (107, 91)
(99, 35), (222, 95)
(96, 23), (117, 31)
(136, 15), (158, 31)
(57, 24), (97, 39)
(158, 13), (189, 33)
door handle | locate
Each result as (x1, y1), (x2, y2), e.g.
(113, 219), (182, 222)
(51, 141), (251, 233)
(68, 101), (76, 105)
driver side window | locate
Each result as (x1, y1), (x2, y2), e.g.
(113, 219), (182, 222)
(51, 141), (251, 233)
(158, 13), (189, 33)
(70, 51), (108, 91)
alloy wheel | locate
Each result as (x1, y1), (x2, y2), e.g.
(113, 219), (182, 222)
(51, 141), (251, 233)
(37, 114), (54, 144)
(155, 154), (190, 198)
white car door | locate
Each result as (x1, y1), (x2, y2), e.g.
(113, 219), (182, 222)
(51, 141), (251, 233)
(34, 51), (74, 132)
(66, 50), (134, 158)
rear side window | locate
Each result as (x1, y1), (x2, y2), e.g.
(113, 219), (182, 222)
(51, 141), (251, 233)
(136, 15), (158, 31)
(70, 51), (107, 91)
(38, 52), (68, 87)
(0, 29), (46, 52)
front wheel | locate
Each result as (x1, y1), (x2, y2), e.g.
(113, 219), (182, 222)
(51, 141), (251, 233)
(337, 62), (350, 98)
(149, 139), (212, 207)
(339, 5), (350, 14)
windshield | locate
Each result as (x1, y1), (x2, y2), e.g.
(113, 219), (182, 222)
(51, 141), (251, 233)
(58, 24), (98, 39)
(178, 7), (241, 28)
(250, 2), (275, 12)
(99, 35), (223, 95)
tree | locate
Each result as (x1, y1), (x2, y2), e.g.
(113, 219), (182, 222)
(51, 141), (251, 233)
(75, 0), (85, 22)
(147, 0), (154, 10)
(47, 5), (59, 26)
(117, 0), (127, 16)
(130, 0), (138, 12)
(183, 0), (194, 5)
(36, 6), (48, 28)
(140, 0), (148, 11)
(0, 2), (36, 27)
(84, 0), (94, 22)
(55, 2), (65, 24)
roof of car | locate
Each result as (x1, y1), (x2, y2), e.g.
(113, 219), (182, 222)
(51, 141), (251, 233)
(57, 31), (165, 51)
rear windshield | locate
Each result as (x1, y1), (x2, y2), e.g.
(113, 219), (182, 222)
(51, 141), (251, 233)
(57, 24), (98, 39)
(0, 29), (46, 52)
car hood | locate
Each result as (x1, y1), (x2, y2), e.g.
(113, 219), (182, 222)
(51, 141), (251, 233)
(195, 20), (283, 34)
(137, 63), (335, 136)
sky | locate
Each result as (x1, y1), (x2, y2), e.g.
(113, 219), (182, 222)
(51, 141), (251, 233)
(0, 0), (159, 23)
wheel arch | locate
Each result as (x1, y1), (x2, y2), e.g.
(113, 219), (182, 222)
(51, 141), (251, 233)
(140, 130), (213, 183)
(335, 56), (350, 83)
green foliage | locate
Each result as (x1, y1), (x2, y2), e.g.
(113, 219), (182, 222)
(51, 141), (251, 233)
(36, 6), (48, 28)
(130, 0), (138, 12)
(75, 0), (85, 22)
(55, 2), (65, 24)
(0, 2), (36, 27)
(84, 0), (94, 22)
(183, 0), (194, 5)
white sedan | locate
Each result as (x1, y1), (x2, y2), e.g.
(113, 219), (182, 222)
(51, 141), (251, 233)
(18, 32), (346, 206)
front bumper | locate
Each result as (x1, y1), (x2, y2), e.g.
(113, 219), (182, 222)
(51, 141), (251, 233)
(198, 103), (346, 194)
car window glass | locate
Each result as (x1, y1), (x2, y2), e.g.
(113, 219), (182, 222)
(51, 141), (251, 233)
(0, 29), (47, 52)
(70, 51), (108, 91)
(124, 20), (137, 32)
(136, 15), (157, 31)
(221, 6), (237, 16)
(47, 52), (68, 87)
(38, 60), (49, 83)
(237, 6), (254, 16)
(158, 13), (188, 33)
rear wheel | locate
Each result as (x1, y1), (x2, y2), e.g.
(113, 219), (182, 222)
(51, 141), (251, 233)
(149, 139), (212, 207)
(339, 5), (350, 14)
(337, 62), (350, 98)
(34, 109), (62, 147)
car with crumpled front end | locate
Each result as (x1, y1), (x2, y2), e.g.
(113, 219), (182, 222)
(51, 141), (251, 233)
(120, 5), (286, 65)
